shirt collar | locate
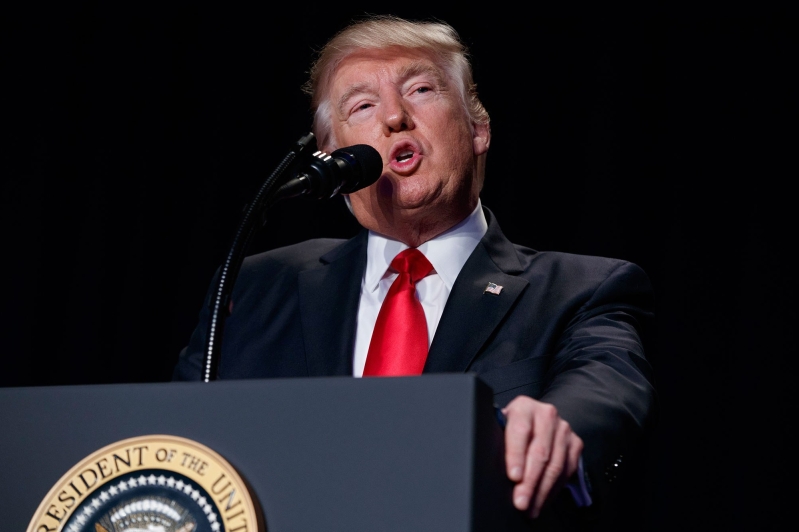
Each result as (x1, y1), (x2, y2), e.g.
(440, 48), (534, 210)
(364, 200), (488, 292)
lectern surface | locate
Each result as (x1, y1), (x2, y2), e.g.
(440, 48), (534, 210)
(0, 375), (525, 532)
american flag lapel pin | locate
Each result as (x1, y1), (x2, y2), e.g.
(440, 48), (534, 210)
(484, 282), (503, 295)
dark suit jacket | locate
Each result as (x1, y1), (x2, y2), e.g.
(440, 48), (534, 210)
(174, 207), (656, 528)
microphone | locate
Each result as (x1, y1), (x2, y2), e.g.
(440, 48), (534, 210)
(272, 144), (383, 202)
(202, 134), (378, 382)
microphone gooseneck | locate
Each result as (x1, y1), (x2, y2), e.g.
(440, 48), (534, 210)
(202, 135), (382, 382)
(202, 132), (317, 382)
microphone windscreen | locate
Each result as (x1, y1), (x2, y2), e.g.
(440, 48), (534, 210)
(332, 144), (383, 194)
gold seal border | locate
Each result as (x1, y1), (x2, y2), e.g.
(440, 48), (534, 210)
(27, 434), (261, 532)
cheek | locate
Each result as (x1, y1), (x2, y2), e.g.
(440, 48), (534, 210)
(437, 117), (474, 172)
(431, 100), (471, 140)
(333, 111), (386, 148)
(348, 186), (375, 212)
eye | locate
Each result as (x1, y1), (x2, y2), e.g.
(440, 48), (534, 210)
(414, 86), (432, 94)
(350, 101), (373, 116)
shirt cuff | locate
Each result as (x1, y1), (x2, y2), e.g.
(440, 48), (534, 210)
(565, 455), (592, 507)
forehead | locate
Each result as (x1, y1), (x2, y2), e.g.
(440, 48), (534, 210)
(329, 47), (446, 93)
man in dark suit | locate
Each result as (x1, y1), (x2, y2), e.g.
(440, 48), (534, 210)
(174, 15), (655, 529)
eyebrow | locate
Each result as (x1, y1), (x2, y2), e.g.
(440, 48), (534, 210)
(335, 60), (447, 115)
(336, 82), (374, 115)
(396, 60), (447, 87)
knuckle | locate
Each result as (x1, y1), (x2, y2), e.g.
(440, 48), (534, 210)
(574, 440), (585, 458)
(545, 462), (564, 480)
(507, 395), (534, 413)
(509, 419), (532, 437)
(573, 436), (584, 455)
(507, 396), (524, 408)
(531, 443), (551, 463)
(541, 403), (558, 420)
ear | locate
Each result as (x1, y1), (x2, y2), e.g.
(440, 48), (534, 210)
(472, 121), (491, 156)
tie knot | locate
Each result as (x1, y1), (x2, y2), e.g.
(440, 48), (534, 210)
(391, 248), (434, 283)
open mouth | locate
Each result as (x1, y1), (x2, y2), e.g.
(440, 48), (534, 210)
(395, 150), (414, 163)
(388, 140), (423, 174)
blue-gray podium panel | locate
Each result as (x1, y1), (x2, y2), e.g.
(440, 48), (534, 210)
(0, 374), (528, 531)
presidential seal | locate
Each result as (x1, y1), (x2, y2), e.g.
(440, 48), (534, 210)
(28, 435), (263, 532)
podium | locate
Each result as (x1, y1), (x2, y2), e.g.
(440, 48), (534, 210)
(0, 374), (529, 531)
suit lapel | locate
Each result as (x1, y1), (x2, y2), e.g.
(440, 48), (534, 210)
(424, 209), (529, 373)
(298, 231), (367, 376)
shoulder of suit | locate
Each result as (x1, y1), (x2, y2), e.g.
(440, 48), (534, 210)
(241, 238), (349, 273)
(511, 244), (647, 282)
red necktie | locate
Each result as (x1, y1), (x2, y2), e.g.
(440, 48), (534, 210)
(363, 248), (434, 376)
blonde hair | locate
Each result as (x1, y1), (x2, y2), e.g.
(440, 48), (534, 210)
(303, 15), (490, 148)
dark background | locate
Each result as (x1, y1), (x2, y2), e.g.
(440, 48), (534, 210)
(3, 3), (796, 530)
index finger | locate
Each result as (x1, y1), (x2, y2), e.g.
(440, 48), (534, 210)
(503, 399), (534, 482)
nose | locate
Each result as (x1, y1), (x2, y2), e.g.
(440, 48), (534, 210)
(381, 92), (414, 135)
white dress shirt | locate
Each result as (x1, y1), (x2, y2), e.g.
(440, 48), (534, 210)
(352, 200), (488, 377)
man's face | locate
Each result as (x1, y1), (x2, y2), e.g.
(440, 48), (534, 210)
(325, 47), (490, 242)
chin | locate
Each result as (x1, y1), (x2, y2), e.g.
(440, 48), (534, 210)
(387, 194), (439, 214)
(384, 178), (442, 210)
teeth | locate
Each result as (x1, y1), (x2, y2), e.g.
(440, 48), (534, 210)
(396, 150), (414, 162)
